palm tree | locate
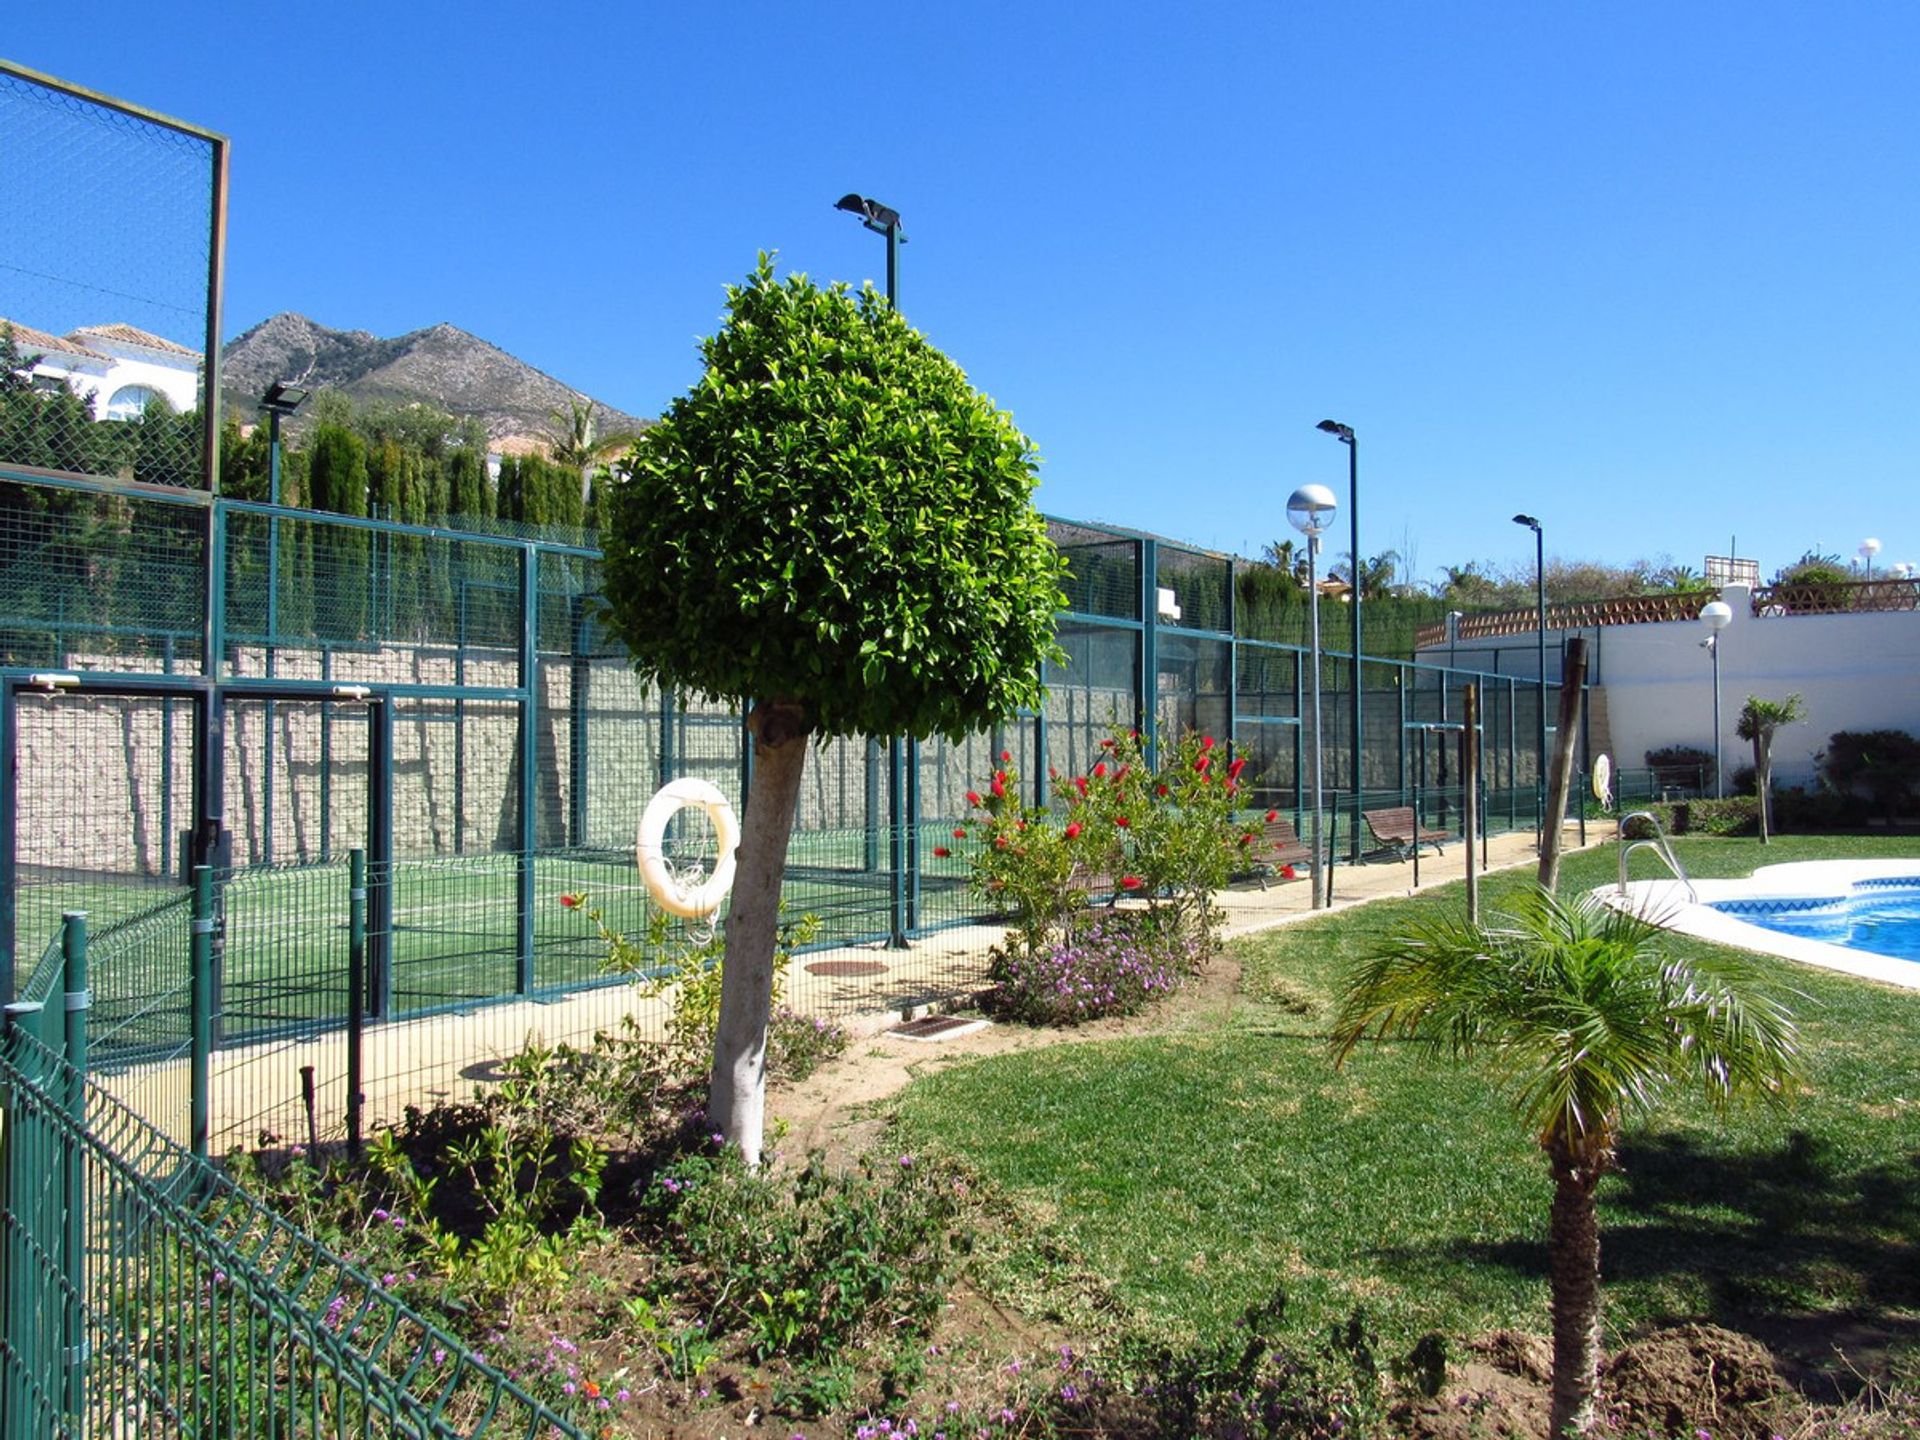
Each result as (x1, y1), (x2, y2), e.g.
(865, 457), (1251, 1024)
(547, 396), (631, 508)
(1330, 888), (1798, 1438)
(1736, 693), (1806, 844)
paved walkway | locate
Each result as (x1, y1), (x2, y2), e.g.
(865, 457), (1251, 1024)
(105, 823), (1599, 1151)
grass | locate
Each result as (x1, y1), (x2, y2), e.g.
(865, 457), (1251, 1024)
(893, 833), (1920, 1370)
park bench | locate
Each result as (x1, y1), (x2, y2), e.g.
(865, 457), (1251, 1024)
(1240, 813), (1313, 888)
(1362, 805), (1450, 861)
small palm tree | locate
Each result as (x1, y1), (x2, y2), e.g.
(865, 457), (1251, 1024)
(1331, 888), (1798, 1438)
(1736, 693), (1806, 844)
(547, 396), (631, 507)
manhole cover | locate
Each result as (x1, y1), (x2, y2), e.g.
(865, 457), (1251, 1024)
(804, 959), (890, 978)
(889, 1015), (989, 1042)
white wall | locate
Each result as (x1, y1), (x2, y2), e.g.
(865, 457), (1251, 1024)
(1439, 587), (1920, 789)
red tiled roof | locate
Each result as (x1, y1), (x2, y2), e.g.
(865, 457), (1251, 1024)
(0, 318), (108, 362)
(67, 323), (199, 358)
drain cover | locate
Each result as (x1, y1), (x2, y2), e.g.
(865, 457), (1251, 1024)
(889, 1015), (989, 1042)
(804, 959), (890, 978)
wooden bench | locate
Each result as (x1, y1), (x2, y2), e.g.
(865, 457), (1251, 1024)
(1363, 806), (1450, 861)
(1240, 814), (1313, 888)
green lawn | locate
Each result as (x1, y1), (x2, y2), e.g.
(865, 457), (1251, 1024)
(893, 835), (1920, 1363)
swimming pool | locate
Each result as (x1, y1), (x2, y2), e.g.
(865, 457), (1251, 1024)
(1606, 858), (1920, 990)
(1712, 877), (1920, 964)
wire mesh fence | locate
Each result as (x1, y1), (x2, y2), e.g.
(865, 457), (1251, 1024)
(0, 62), (220, 492)
(0, 1017), (583, 1438)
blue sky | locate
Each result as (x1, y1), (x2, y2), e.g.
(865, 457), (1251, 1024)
(8, 2), (1917, 583)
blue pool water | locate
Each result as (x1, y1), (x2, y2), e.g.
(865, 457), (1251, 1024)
(1713, 879), (1920, 964)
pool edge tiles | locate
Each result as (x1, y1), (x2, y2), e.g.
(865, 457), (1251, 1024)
(1603, 857), (1920, 992)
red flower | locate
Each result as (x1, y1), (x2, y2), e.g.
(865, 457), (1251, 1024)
(1156, 783), (1170, 797)
(1240, 832), (1255, 846)
(953, 827), (967, 839)
(1265, 809), (1279, 824)
(558, 893), (583, 909)
(1224, 779), (1238, 796)
(1120, 875), (1143, 890)
(934, 846), (951, 858)
(994, 835), (1010, 850)
(966, 790), (983, 807)
(1115, 815), (1130, 828)
(1073, 776), (1089, 797)
(1100, 737), (1116, 751)
(1114, 764), (1130, 783)
(1016, 819), (1028, 830)
(1195, 756), (1211, 774)
(1049, 766), (1059, 779)
(1065, 821), (1082, 839)
(1093, 762), (1107, 779)
(1228, 756), (1247, 779)
(1281, 864), (1298, 880)
(1201, 736), (1215, 751)
(990, 774), (1007, 799)
(1000, 749), (1013, 763)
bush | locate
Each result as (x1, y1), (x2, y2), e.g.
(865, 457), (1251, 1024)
(987, 910), (1192, 1026)
(1819, 729), (1920, 818)
(1644, 796), (1759, 837)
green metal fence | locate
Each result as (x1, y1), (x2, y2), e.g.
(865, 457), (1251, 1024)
(0, 914), (583, 1439)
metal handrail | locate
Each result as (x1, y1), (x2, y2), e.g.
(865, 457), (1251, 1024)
(1616, 809), (1697, 903)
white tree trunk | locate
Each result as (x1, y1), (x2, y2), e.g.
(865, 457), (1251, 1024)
(707, 702), (810, 1167)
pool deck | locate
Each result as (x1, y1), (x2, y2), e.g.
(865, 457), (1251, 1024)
(1609, 858), (1920, 991)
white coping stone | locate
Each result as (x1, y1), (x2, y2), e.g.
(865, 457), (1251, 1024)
(1603, 858), (1920, 991)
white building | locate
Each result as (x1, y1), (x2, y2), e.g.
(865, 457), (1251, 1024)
(2, 319), (202, 419)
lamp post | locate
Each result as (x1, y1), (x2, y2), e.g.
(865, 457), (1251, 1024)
(1315, 420), (1360, 853)
(1699, 600), (1732, 798)
(1289, 483), (1338, 910)
(261, 381), (309, 506)
(834, 194), (905, 309)
(836, 194), (908, 938)
(1860, 537), (1882, 580)
(1512, 514), (1547, 842)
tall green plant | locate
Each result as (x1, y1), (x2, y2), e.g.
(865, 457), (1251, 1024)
(1736, 693), (1805, 843)
(598, 255), (1065, 1164)
(1331, 889), (1798, 1438)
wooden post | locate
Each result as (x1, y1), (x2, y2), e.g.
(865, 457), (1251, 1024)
(1463, 683), (1480, 925)
(1537, 637), (1588, 893)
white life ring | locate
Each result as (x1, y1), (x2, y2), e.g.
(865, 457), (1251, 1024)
(636, 778), (740, 919)
(1591, 753), (1613, 808)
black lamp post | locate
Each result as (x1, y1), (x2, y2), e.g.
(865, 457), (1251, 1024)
(1513, 513), (1547, 842)
(836, 194), (909, 941)
(261, 380), (309, 505)
(834, 194), (905, 308)
(1316, 420), (1360, 855)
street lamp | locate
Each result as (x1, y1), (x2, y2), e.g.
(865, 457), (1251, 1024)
(1315, 420), (1360, 854)
(1699, 600), (1733, 798)
(1860, 537), (1882, 580)
(261, 380), (309, 506)
(1289, 483), (1338, 910)
(834, 193), (905, 308)
(1512, 514), (1547, 842)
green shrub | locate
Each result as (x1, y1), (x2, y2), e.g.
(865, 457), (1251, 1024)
(1645, 796), (1759, 837)
(1819, 729), (1920, 818)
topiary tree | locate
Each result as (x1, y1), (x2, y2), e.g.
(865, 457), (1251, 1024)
(598, 256), (1066, 1164)
(1736, 693), (1805, 843)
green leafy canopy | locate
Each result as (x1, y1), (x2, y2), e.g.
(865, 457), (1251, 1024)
(599, 255), (1066, 742)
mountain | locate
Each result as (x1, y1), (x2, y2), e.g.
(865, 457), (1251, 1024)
(220, 312), (648, 448)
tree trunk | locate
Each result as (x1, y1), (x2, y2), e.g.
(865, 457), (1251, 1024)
(1537, 638), (1588, 894)
(1546, 1138), (1607, 1437)
(707, 700), (810, 1167)
(1755, 734), (1772, 844)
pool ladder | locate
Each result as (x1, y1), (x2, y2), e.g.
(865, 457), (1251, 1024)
(1616, 810), (1698, 903)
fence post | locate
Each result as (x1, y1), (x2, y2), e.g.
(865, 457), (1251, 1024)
(191, 866), (213, 1160)
(60, 912), (89, 1418)
(1, 997), (50, 1433)
(347, 849), (367, 1158)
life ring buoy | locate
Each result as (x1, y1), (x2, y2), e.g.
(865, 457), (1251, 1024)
(636, 778), (740, 918)
(1592, 753), (1614, 808)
